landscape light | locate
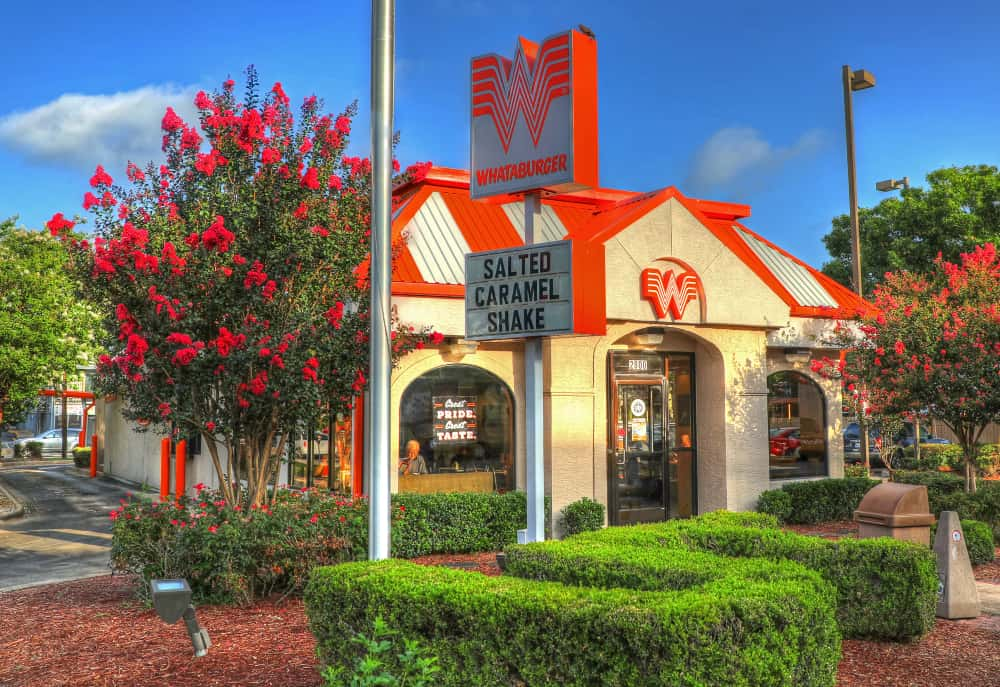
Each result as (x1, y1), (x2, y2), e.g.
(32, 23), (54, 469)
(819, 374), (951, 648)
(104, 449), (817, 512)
(150, 578), (211, 657)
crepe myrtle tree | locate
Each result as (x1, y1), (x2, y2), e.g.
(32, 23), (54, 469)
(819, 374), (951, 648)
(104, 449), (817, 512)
(812, 244), (1000, 492)
(48, 70), (441, 507)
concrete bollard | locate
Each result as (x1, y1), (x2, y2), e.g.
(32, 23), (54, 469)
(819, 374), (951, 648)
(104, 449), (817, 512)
(933, 511), (980, 619)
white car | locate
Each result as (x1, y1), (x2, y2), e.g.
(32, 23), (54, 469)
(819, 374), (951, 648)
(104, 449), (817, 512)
(13, 428), (82, 456)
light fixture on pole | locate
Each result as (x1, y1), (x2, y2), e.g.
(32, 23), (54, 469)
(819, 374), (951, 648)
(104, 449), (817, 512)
(875, 177), (909, 193)
(841, 65), (876, 298)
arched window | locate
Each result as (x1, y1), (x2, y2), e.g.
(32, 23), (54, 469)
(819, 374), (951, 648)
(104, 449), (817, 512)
(399, 365), (514, 492)
(767, 371), (827, 479)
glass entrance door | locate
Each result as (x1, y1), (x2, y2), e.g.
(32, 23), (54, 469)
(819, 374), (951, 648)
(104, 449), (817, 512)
(611, 382), (666, 524)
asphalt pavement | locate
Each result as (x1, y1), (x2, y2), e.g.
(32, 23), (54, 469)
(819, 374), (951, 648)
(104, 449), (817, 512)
(0, 462), (134, 592)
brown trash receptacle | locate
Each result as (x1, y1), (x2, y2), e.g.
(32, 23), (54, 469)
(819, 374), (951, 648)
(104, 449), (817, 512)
(853, 482), (935, 545)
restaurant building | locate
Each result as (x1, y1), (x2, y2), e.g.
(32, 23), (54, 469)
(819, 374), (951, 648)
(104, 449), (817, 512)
(380, 166), (863, 526)
(94, 164), (862, 527)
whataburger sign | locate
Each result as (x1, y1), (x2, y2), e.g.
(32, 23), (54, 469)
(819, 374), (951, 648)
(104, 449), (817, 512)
(466, 29), (604, 341)
(470, 29), (598, 199)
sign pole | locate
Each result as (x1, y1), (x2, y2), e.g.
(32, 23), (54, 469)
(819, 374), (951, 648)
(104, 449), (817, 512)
(523, 193), (545, 542)
(368, 0), (394, 561)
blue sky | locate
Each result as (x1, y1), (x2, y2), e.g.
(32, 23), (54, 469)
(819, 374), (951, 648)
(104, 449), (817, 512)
(1, 0), (997, 269)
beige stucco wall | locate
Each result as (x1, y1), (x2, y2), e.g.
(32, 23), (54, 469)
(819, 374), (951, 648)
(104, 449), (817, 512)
(604, 199), (791, 327)
(97, 397), (223, 496)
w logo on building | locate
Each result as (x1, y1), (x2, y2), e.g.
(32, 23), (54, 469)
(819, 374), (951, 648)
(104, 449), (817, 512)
(641, 267), (701, 320)
(472, 33), (572, 154)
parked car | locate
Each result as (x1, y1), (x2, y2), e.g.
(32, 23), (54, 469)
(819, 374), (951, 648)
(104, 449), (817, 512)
(843, 421), (951, 467)
(843, 422), (883, 467)
(893, 423), (951, 450)
(13, 428), (82, 456)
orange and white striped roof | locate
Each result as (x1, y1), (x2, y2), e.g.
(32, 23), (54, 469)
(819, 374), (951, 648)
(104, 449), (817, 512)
(390, 167), (865, 318)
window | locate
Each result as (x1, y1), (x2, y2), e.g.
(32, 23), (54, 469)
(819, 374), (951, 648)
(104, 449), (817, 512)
(399, 365), (514, 492)
(767, 371), (827, 479)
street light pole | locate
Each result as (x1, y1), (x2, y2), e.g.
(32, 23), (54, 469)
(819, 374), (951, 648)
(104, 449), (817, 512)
(842, 64), (875, 471)
(841, 65), (875, 298)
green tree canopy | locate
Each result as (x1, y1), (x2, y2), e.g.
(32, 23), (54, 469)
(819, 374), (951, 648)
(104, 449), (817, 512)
(0, 218), (97, 427)
(822, 165), (1000, 293)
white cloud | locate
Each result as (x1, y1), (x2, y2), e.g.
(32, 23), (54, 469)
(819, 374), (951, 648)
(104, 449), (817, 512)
(0, 85), (200, 173)
(685, 126), (826, 196)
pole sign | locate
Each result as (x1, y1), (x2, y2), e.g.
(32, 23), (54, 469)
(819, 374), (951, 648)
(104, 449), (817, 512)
(465, 241), (571, 339)
(470, 29), (598, 199)
(465, 239), (606, 340)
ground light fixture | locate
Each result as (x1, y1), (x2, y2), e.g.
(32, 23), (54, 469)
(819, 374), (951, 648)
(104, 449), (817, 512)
(150, 579), (211, 657)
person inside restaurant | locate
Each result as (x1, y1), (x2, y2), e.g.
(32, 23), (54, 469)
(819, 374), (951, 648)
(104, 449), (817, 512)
(399, 439), (429, 475)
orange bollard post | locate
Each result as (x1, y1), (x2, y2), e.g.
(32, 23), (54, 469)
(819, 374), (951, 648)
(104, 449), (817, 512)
(160, 438), (171, 502)
(89, 434), (98, 478)
(175, 439), (187, 503)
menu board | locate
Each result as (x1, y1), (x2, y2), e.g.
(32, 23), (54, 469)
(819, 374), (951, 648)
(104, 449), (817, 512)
(433, 396), (478, 443)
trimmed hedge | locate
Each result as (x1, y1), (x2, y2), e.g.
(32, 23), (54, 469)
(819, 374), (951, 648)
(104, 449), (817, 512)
(307, 559), (840, 687)
(391, 491), (549, 558)
(558, 497), (605, 537)
(569, 515), (937, 640)
(757, 477), (879, 524)
(930, 519), (995, 566)
(71, 446), (91, 469)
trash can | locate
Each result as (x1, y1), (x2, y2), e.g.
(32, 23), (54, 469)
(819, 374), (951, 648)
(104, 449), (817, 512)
(853, 482), (935, 545)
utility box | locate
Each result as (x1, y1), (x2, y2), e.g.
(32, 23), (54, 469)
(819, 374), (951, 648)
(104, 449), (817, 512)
(934, 511), (980, 619)
(853, 482), (935, 545)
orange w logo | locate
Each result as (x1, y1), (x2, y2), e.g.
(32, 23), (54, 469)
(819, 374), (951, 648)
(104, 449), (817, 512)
(471, 33), (571, 153)
(641, 268), (700, 320)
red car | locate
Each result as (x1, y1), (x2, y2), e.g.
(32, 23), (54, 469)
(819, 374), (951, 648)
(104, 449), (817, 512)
(769, 428), (801, 458)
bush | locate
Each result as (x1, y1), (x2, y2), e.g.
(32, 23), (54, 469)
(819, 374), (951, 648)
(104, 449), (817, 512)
(72, 446), (91, 469)
(977, 444), (1000, 476)
(895, 472), (1000, 543)
(570, 514), (937, 640)
(321, 616), (440, 687)
(558, 497), (605, 536)
(756, 478), (879, 524)
(24, 441), (42, 459)
(757, 489), (793, 523)
(307, 560), (840, 687)
(897, 444), (964, 471)
(111, 487), (539, 603)
(930, 519), (995, 566)
(843, 464), (870, 478)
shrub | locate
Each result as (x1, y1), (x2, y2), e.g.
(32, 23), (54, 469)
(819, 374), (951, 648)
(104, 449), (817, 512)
(843, 464), (870, 478)
(24, 441), (42, 459)
(757, 489), (793, 523)
(558, 497), (605, 536)
(977, 444), (1000, 477)
(307, 560), (840, 687)
(897, 444), (964, 471)
(72, 446), (91, 469)
(756, 477), (879, 524)
(930, 519), (995, 566)
(895, 472), (1000, 543)
(321, 616), (440, 687)
(110, 487), (539, 603)
(570, 515), (937, 640)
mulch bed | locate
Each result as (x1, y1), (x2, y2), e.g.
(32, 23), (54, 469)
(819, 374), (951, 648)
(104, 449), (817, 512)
(1, 544), (998, 687)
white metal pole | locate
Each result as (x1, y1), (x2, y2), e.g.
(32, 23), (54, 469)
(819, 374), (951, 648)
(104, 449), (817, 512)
(368, 0), (394, 561)
(523, 193), (545, 542)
